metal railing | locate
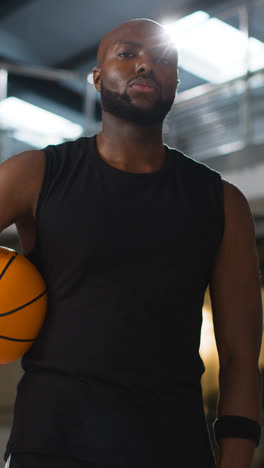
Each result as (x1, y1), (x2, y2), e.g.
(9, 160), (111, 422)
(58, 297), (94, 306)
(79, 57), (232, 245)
(164, 68), (264, 160)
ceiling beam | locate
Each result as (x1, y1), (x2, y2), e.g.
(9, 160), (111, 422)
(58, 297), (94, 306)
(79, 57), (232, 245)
(55, 44), (98, 71)
(191, 0), (243, 15)
(0, 56), (86, 119)
(7, 73), (84, 114)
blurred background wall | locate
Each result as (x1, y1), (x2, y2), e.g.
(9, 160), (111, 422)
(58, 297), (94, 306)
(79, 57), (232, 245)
(0, 0), (264, 466)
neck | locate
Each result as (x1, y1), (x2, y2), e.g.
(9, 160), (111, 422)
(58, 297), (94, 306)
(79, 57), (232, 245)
(96, 113), (165, 173)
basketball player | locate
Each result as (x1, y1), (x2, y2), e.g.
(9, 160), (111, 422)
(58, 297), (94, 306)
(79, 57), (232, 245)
(1, 18), (262, 468)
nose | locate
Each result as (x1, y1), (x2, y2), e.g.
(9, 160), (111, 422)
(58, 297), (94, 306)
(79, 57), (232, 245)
(135, 53), (154, 75)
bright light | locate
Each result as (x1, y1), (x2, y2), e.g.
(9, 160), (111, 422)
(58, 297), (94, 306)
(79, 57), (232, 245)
(164, 11), (264, 83)
(87, 73), (94, 84)
(164, 11), (209, 42)
(13, 130), (65, 148)
(0, 97), (83, 147)
(200, 308), (217, 359)
(248, 37), (264, 72)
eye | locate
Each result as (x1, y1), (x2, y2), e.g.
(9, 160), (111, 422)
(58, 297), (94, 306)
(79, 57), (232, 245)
(118, 51), (135, 58)
(156, 57), (171, 65)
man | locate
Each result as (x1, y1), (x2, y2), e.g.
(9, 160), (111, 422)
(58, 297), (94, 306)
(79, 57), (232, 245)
(2, 18), (262, 468)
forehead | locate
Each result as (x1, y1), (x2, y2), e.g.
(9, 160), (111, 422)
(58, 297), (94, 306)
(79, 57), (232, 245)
(97, 21), (177, 66)
(109, 23), (171, 49)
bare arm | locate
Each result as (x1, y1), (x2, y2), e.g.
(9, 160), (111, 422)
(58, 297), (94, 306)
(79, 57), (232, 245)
(0, 150), (45, 232)
(209, 180), (263, 468)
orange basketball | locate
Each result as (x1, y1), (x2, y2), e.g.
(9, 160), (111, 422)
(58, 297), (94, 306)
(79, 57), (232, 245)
(0, 246), (48, 364)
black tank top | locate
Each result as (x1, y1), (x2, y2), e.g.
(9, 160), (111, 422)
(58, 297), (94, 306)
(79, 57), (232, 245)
(5, 135), (224, 467)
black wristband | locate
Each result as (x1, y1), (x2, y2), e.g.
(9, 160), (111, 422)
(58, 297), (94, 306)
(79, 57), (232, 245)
(213, 415), (262, 447)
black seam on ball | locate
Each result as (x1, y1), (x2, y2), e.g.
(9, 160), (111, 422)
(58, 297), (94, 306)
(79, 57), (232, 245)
(0, 335), (35, 342)
(0, 254), (17, 279)
(0, 289), (47, 317)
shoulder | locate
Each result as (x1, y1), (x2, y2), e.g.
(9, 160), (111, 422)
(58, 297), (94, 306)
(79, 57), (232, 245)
(42, 136), (90, 157)
(216, 180), (257, 268)
(0, 149), (45, 180)
(39, 137), (93, 177)
(222, 179), (253, 222)
(166, 145), (221, 178)
(0, 149), (46, 231)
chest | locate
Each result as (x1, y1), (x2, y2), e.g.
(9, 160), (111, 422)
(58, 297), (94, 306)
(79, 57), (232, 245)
(37, 177), (215, 283)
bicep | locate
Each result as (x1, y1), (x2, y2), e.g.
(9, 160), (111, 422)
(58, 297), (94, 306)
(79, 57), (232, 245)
(209, 179), (263, 369)
(0, 150), (45, 232)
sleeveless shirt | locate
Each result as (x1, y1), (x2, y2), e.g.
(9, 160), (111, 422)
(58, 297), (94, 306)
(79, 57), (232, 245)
(5, 135), (224, 467)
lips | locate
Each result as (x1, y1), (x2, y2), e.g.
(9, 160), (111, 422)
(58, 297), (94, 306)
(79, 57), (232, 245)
(129, 78), (160, 93)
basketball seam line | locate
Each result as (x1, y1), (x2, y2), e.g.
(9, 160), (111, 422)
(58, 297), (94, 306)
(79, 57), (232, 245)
(0, 335), (35, 342)
(0, 254), (17, 279)
(0, 289), (47, 317)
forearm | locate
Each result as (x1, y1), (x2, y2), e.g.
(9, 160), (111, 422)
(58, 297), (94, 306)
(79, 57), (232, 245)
(216, 359), (262, 468)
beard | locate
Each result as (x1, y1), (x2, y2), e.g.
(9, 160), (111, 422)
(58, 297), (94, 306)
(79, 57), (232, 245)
(100, 80), (175, 126)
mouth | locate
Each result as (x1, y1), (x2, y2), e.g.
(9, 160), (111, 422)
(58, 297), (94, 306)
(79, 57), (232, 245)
(129, 78), (160, 94)
(130, 84), (157, 93)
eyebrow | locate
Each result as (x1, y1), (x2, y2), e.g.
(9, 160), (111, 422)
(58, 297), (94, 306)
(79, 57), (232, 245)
(114, 40), (177, 56)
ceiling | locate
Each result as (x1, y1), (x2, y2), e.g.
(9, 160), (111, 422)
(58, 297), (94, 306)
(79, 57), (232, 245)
(0, 0), (242, 122)
(0, 0), (235, 68)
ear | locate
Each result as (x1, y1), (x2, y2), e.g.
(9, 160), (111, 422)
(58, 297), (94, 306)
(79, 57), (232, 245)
(93, 67), (101, 92)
